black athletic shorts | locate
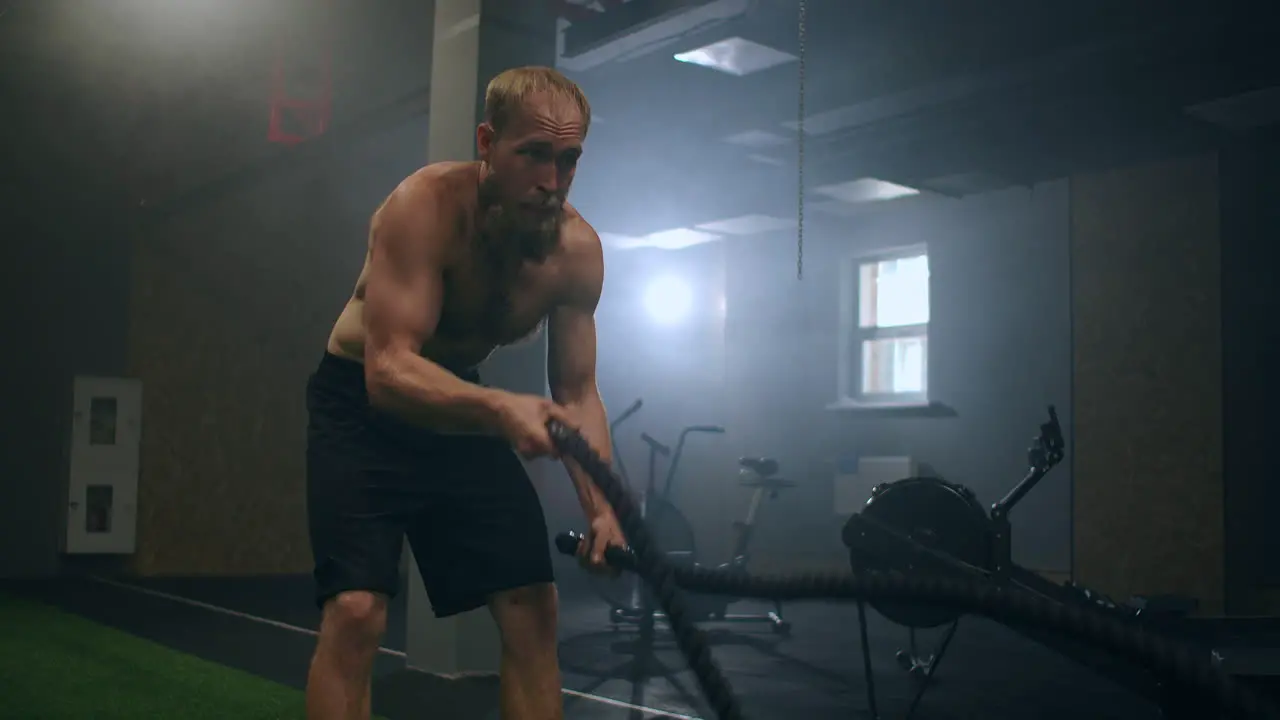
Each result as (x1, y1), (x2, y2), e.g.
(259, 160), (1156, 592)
(304, 352), (554, 617)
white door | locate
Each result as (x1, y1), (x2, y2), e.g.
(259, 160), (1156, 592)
(66, 376), (142, 554)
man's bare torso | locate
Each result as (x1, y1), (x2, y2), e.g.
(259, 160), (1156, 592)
(327, 161), (586, 372)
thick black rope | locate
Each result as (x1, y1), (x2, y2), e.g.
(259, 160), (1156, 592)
(547, 421), (1279, 720)
(550, 422), (746, 718)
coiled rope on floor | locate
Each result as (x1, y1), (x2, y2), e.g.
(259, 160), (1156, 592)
(546, 421), (1278, 720)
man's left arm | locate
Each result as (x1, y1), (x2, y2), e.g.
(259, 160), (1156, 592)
(547, 226), (624, 565)
(547, 300), (611, 519)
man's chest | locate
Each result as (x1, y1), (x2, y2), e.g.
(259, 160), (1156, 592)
(436, 255), (562, 347)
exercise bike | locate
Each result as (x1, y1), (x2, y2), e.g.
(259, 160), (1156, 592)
(682, 456), (794, 634)
(607, 398), (644, 487)
(594, 424), (793, 635)
(841, 406), (1198, 720)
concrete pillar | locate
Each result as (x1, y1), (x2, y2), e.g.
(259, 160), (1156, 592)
(404, 0), (558, 676)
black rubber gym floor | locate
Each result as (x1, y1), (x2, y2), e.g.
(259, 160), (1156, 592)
(8, 569), (1244, 720)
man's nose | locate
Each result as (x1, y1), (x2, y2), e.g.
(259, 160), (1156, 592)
(533, 186), (561, 206)
(535, 165), (561, 195)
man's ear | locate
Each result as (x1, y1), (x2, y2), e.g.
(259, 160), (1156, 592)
(476, 122), (496, 162)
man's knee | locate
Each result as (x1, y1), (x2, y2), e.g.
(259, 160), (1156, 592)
(321, 590), (389, 651)
(489, 583), (558, 654)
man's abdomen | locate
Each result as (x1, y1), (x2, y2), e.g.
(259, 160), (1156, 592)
(326, 299), (368, 362)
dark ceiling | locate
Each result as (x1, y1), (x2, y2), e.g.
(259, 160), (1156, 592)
(1, 0), (1277, 239)
(560, 0), (1280, 240)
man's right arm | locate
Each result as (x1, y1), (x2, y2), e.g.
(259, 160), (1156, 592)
(361, 181), (507, 433)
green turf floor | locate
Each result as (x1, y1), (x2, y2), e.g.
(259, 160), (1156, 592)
(0, 592), (344, 719)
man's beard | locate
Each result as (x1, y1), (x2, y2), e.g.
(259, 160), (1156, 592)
(478, 175), (562, 262)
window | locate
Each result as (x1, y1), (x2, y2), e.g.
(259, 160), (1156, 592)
(838, 247), (930, 405)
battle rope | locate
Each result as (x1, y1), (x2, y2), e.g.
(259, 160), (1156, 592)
(546, 421), (1279, 720)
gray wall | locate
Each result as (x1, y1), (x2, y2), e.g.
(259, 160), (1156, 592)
(0, 181), (132, 577)
(1220, 137), (1280, 613)
(0, 0), (433, 578)
(590, 152), (1255, 615)
(593, 182), (1074, 574)
(589, 241), (731, 562)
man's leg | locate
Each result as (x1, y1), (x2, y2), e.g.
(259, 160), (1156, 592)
(305, 513), (405, 720)
(303, 352), (416, 720)
(412, 435), (561, 720)
(489, 583), (562, 720)
(304, 483), (407, 720)
(307, 590), (389, 720)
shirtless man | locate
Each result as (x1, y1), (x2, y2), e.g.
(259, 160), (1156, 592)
(303, 66), (625, 720)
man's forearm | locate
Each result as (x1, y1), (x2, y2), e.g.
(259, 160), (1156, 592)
(561, 391), (612, 518)
(366, 351), (505, 434)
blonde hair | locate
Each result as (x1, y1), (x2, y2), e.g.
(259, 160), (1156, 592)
(484, 66), (591, 138)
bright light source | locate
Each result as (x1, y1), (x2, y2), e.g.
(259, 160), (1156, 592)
(599, 232), (644, 250)
(674, 37), (796, 76)
(814, 178), (920, 204)
(598, 228), (722, 251)
(696, 214), (795, 235)
(643, 228), (721, 250)
(724, 129), (791, 148)
(747, 153), (786, 167)
(643, 275), (694, 326)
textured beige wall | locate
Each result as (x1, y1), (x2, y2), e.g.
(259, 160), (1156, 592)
(1070, 153), (1223, 614)
(127, 161), (362, 576)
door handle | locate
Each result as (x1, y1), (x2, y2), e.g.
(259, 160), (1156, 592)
(68, 501), (80, 509)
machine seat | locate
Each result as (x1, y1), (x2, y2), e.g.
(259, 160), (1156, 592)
(738, 457), (779, 476)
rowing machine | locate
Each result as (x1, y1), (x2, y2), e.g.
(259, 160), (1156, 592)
(840, 406), (1184, 719)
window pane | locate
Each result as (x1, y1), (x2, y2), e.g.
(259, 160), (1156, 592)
(86, 485), (114, 534)
(89, 397), (118, 445)
(859, 253), (929, 328)
(861, 334), (928, 395)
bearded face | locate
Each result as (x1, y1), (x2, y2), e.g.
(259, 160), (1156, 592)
(475, 91), (585, 262)
(477, 168), (563, 262)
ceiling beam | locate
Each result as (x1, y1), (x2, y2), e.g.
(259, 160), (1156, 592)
(560, 0), (738, 59)
(578, 61), (1242, 238)
(579, 3), (1194, 155)
(570, 2), (1264, 234)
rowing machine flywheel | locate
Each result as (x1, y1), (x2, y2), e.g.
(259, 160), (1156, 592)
(843, 476), (993, 629)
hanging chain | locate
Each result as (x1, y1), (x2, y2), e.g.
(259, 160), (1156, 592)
(796, 0), (807, 280)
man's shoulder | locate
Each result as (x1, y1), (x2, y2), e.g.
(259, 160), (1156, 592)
(561, 204), (603, 257)
(557, 207), (604, 304)
(387, 162), (478, 208)
(372, 163), (479, 250)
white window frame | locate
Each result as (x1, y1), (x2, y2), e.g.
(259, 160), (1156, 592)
(836, 244), (931, 407)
